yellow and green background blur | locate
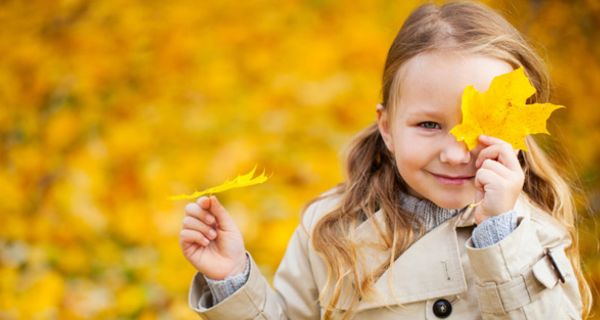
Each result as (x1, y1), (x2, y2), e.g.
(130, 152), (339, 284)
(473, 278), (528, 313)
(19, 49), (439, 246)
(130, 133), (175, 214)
(1, 0), (599, 318)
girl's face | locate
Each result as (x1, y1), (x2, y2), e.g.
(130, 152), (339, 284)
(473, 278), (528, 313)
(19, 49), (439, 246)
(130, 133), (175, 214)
(377, 51), (513, 209)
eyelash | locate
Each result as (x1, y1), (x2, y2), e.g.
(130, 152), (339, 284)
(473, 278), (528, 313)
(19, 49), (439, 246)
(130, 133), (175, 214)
(418, 121), (441, 130)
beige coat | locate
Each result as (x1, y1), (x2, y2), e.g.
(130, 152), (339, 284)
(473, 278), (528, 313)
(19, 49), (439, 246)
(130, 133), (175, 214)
(188, 191), (582, 319)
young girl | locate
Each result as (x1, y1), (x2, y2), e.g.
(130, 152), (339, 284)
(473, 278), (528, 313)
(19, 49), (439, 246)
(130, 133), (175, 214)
(179, 2), (592, 319)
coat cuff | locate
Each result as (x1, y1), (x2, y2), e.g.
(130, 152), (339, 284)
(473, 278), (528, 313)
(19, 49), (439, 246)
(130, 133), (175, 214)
(188, 251), (268, 319)
(466, 214), (544, 283)
(204, 252), (251, 304)
(464, 214), (572, 315)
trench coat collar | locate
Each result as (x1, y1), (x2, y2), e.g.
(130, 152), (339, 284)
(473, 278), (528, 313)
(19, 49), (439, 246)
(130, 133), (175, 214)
(325, 207), (473, 312)
(326, 196), (530, 312)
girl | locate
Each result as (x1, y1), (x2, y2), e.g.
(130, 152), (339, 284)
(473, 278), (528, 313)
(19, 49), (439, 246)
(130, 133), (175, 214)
(179, 2), (592, 319)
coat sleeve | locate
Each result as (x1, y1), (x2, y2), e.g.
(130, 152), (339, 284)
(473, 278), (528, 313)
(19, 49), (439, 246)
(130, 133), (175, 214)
(188, 200), (324, 319)
(465, 211), (583, 320)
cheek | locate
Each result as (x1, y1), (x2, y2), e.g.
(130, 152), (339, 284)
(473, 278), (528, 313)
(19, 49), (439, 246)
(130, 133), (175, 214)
(393, 136), (437, 168)
(394, 152), (417, 172)
(393, 144), (428, 179)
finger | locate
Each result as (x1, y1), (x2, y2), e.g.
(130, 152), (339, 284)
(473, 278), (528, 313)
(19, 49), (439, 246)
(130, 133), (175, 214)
(478, 134), (520, 158)
(185, 203), (216, 225)
(476, 142), (520, 172)
(208, 196), (236, 231)
(196, 196), (211, 210)
(180, 229), (210, 246)
(474, 167), (502, 191)
(182, 216), (217, 240)
(480, 158), (513, 180)
(478, 134), (511, 147)
(474, 189), (484, 203)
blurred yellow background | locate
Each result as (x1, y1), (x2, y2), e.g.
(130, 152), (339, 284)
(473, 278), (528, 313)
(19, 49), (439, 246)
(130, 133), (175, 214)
(1, 0), (599, 318)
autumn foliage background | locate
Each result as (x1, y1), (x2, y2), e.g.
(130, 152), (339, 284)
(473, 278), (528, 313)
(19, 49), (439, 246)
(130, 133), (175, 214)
(1, 0), (599, 318)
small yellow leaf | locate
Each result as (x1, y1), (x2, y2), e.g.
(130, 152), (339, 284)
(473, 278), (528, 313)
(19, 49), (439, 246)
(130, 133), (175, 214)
(450, 67), (564, 151)
(169, 165), (270, 201)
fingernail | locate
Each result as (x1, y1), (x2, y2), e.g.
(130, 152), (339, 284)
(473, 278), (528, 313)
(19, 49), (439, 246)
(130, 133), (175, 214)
(197, 196), (210, 208)
(208, 229), (216, 238)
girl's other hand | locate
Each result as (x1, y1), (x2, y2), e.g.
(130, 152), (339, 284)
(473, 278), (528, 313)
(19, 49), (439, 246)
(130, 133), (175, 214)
(473, 134), (525, 224)
(179, 195), (247, 280)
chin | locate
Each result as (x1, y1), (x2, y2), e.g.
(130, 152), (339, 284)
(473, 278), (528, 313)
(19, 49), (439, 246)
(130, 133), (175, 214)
(430, 194), (471, 210)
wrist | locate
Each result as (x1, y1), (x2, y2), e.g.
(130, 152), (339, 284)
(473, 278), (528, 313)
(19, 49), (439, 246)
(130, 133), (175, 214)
(476, 202), (517, 224)
(475, 214), (488, 225)
(226, 254), (248, 278)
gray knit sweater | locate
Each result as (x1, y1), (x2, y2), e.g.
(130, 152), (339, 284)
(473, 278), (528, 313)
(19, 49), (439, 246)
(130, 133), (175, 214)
(203, 192), (518, 304)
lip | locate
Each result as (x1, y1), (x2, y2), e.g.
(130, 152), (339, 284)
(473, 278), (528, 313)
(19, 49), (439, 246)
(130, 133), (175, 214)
(430, 172), (475, 185)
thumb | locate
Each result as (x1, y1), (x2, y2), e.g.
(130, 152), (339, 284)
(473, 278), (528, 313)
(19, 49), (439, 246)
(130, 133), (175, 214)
(473, 189), (486, 224)
(209, 196), (237, 231)
(475, 189), (484, 203)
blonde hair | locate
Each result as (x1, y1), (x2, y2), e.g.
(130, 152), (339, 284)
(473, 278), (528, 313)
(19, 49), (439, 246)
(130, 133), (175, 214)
(308, 1), (593, 319)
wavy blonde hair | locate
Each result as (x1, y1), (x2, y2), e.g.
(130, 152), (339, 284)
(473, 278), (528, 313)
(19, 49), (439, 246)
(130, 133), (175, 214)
(307, 1), (593, 319)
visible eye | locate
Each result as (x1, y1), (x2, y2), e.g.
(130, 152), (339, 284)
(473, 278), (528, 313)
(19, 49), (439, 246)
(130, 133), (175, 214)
(418, 121), (441, 130)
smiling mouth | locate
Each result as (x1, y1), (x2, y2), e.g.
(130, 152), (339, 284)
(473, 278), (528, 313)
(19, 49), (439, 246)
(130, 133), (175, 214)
(430, 172), (475, 185)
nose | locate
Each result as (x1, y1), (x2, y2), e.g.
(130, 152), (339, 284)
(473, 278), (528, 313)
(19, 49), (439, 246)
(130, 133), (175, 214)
(440, 136), (471, 164)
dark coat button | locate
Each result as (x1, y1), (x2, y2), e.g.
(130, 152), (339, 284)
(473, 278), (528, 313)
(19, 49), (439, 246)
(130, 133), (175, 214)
(432, 298), (452, 318)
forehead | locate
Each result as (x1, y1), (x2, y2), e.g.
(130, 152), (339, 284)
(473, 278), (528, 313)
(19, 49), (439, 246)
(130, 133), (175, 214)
(393, 51), (513, 117)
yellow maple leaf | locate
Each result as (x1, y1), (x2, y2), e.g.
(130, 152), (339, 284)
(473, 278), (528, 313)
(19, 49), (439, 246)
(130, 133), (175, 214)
(169, 165), (270, 200)
(449, 67), (564, 151)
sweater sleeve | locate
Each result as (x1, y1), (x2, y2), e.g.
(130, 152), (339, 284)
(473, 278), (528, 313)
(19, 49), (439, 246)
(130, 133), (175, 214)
(203, 252), (251, 304)
(471, 210), (518, 248)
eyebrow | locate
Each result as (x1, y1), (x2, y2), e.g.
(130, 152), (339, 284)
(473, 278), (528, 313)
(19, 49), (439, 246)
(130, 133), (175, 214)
(405, 109), (446, 118)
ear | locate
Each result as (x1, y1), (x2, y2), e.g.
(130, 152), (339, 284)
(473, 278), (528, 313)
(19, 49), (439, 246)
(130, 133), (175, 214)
(376, 103), (394, 152)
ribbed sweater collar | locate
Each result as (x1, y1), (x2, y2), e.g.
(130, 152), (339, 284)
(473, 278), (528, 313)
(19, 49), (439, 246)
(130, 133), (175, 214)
(398, 191), (468, 232)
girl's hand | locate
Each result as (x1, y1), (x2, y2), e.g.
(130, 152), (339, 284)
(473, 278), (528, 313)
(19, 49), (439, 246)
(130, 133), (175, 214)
(473, 135), (525, 224)
(179, 195), (247, 280)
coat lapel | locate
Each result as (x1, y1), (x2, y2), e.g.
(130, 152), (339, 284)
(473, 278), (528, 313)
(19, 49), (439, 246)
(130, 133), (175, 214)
(320, 195), (535, 312)
(330, 205), (478, 311)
